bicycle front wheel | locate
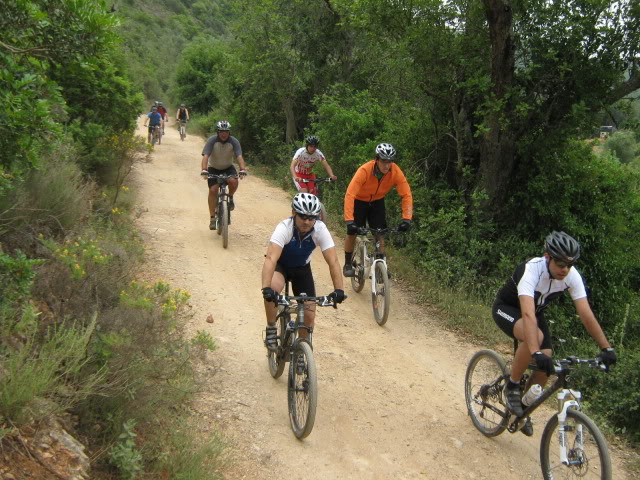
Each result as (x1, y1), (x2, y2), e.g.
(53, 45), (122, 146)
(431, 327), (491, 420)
(288, 341), (317, 439)
(268, 308), (288, 379)
(464, 349), (509, 437)
(350, 239), (365, 293)
(540, 409), (612, 480)
(221, 200), (229, 248)
(372, 261), (390, 325)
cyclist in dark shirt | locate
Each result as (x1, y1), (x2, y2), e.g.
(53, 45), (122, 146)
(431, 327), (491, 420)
(493, 231), (616, 421)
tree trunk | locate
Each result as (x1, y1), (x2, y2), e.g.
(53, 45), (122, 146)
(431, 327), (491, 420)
(283, 98), (297, 144)
(479, 0), (516, 208)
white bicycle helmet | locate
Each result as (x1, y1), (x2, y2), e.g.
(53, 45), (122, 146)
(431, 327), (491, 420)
(292, 193), (322, 216)
(375, 143), (396, 161)
(216, 120), (231, 131)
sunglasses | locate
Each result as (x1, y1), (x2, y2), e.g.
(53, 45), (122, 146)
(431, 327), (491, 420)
(378, 159), (394, 164)
(553, 258), (576, 269)
(297, 213), (318, 221)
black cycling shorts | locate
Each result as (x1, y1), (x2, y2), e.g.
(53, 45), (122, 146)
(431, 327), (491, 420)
(275, 262), (315, 297)
(492, 301), (552, 350)
(352, 198), (387, 230)
(207, 165), (237, 188)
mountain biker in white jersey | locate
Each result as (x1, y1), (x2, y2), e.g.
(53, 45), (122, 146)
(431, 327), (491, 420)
(200, 120), (247, 230)
(261, 193), (345, 350)
(290, 136), (337, 193)
(493, 231), (616, 423)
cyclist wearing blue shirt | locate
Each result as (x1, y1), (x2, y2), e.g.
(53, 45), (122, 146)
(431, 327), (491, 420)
(261, 193), (345, 350)
(143, 106), (162, 144)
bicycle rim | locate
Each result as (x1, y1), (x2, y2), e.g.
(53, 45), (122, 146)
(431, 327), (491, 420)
(350, 240), (365, 293)
(221, 200), (229, 248)
(288, 341), (317, 439)
(268, 308), (288, 379)
(540, 409), (612, 480)
(372, 261), (390, 325)
(464, 349), (509, 437)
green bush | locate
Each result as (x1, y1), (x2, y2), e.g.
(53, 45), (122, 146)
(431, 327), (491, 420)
(603, 130), (639, 164)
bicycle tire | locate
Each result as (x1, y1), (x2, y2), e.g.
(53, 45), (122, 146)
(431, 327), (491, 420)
(350, 239), (365, 293)
(372, 261), (390, 325)
(221, 200), (229, 248)
(268, 308), (288, 379)
(540, 408), (612, 480)
(288, 341), (317, 439)
(464, 349), (509, 437)
(151, 128), (157, 146)
(216, 199), (223, 235)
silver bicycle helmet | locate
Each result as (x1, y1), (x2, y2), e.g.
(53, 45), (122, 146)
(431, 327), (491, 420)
(292, 193), (322, 216)
(216, 120), (231, 131)
(375, 143), (396, 161)
(544, 231), (580, 262)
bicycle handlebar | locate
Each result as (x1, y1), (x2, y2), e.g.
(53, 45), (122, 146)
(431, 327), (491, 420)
(554, 356), (608, 373)
(299, 177), (335, 184)
(274, 294), (346, 309)
(355, 227), (402, 236)
(205, 173), (239, 179)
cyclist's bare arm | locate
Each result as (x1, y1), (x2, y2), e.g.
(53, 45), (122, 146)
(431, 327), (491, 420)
(322, 246), (344, 291)
(518, 295), (541, 353)
(290, 157), (300, 181)
(262, 242), (283, 289)
(237, 154), (247, 172)
(201, 154), (209, 172)
(574, 297), (611, 349)
(320, 158), (337, 180)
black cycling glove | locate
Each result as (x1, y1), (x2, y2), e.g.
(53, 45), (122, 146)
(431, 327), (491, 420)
(533, 351), (554, 376)
(261, 287), (277, 303)
(397, 220), (411, 232)
(599, 347), (617, 370)
(346, 221), (359, 235)
(328, 289), (346, 304)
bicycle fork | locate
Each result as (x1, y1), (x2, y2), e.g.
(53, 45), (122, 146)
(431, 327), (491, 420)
(369, 258), (386, 293)
(556, 389), (582, 466)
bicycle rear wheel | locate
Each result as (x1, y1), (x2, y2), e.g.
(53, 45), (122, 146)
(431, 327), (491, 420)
(464, 349), (509, 437)
(268, 308), (288, 379)
(288, 341), (317, 439)
(350, 239), (365, 293)
(540, 409), (612, 480)
(371, 261), (390, 325)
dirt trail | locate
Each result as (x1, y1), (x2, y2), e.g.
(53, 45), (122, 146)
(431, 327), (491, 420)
(132, 118), (630, 480)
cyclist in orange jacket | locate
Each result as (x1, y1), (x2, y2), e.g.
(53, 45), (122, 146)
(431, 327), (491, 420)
(342, 143), (413, 277)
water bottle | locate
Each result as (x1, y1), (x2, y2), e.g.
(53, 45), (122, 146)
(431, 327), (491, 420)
(522, 384), (543, 406)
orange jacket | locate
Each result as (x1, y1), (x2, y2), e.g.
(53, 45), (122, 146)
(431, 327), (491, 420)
(343, 160), (413, 221)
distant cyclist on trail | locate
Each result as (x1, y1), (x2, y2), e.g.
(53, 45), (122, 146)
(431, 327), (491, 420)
(200, 120), (247, 230)
(342, 143), (413, 278)
(176, 104), (189, 123)
(261, 193), (345, 350)
(143, 106), (162, 144)
(493, 231), (616, 422)
(157, 101), (168, 133)
(290, 136), (337, 194)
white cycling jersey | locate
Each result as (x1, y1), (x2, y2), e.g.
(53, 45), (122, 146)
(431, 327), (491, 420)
(293, 147), (326, 175)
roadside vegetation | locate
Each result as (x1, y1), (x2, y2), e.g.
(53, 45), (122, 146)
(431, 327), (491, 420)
(1, 0), (223, 478)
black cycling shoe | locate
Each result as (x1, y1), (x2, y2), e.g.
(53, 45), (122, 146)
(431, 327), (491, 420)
(209, 216), (217, 230)
(520, 416), (534, 436)
(503, 384), (525, 417)
(343, 264), (355, 277)
(228, 197), (235, 211)
(264, 326), (278, 352)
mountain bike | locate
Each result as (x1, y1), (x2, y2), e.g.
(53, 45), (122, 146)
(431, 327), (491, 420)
(150, 125), (162, 146)
(207, 173), (238, 249)
(349, 227), (401, 326)
(464, 344), (612, 479)
(179, 120), (187, 141)
(266, 284), (342, 439)
(298, 177), (335, 221)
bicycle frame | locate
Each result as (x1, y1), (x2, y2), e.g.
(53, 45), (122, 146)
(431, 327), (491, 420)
(299, 177), (333, 197)
(354, 228), (394, 290)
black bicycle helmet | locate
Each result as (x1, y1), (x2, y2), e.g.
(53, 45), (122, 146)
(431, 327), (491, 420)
(544, 231), (580, 262)
(306, 135), (319, 146)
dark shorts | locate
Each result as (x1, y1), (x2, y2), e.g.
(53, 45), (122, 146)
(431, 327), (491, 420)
(275, 262), (315, 297)
(352, 198), (387, 230)
(207, 165), (237, 188)
(148, 125), (160, 133)
(492, 301), (552, 350)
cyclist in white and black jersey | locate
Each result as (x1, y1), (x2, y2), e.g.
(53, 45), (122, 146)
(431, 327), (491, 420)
(290, 136), (337, 193)
(493, 231), (616, 423)
(261, 193), (345, 351)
